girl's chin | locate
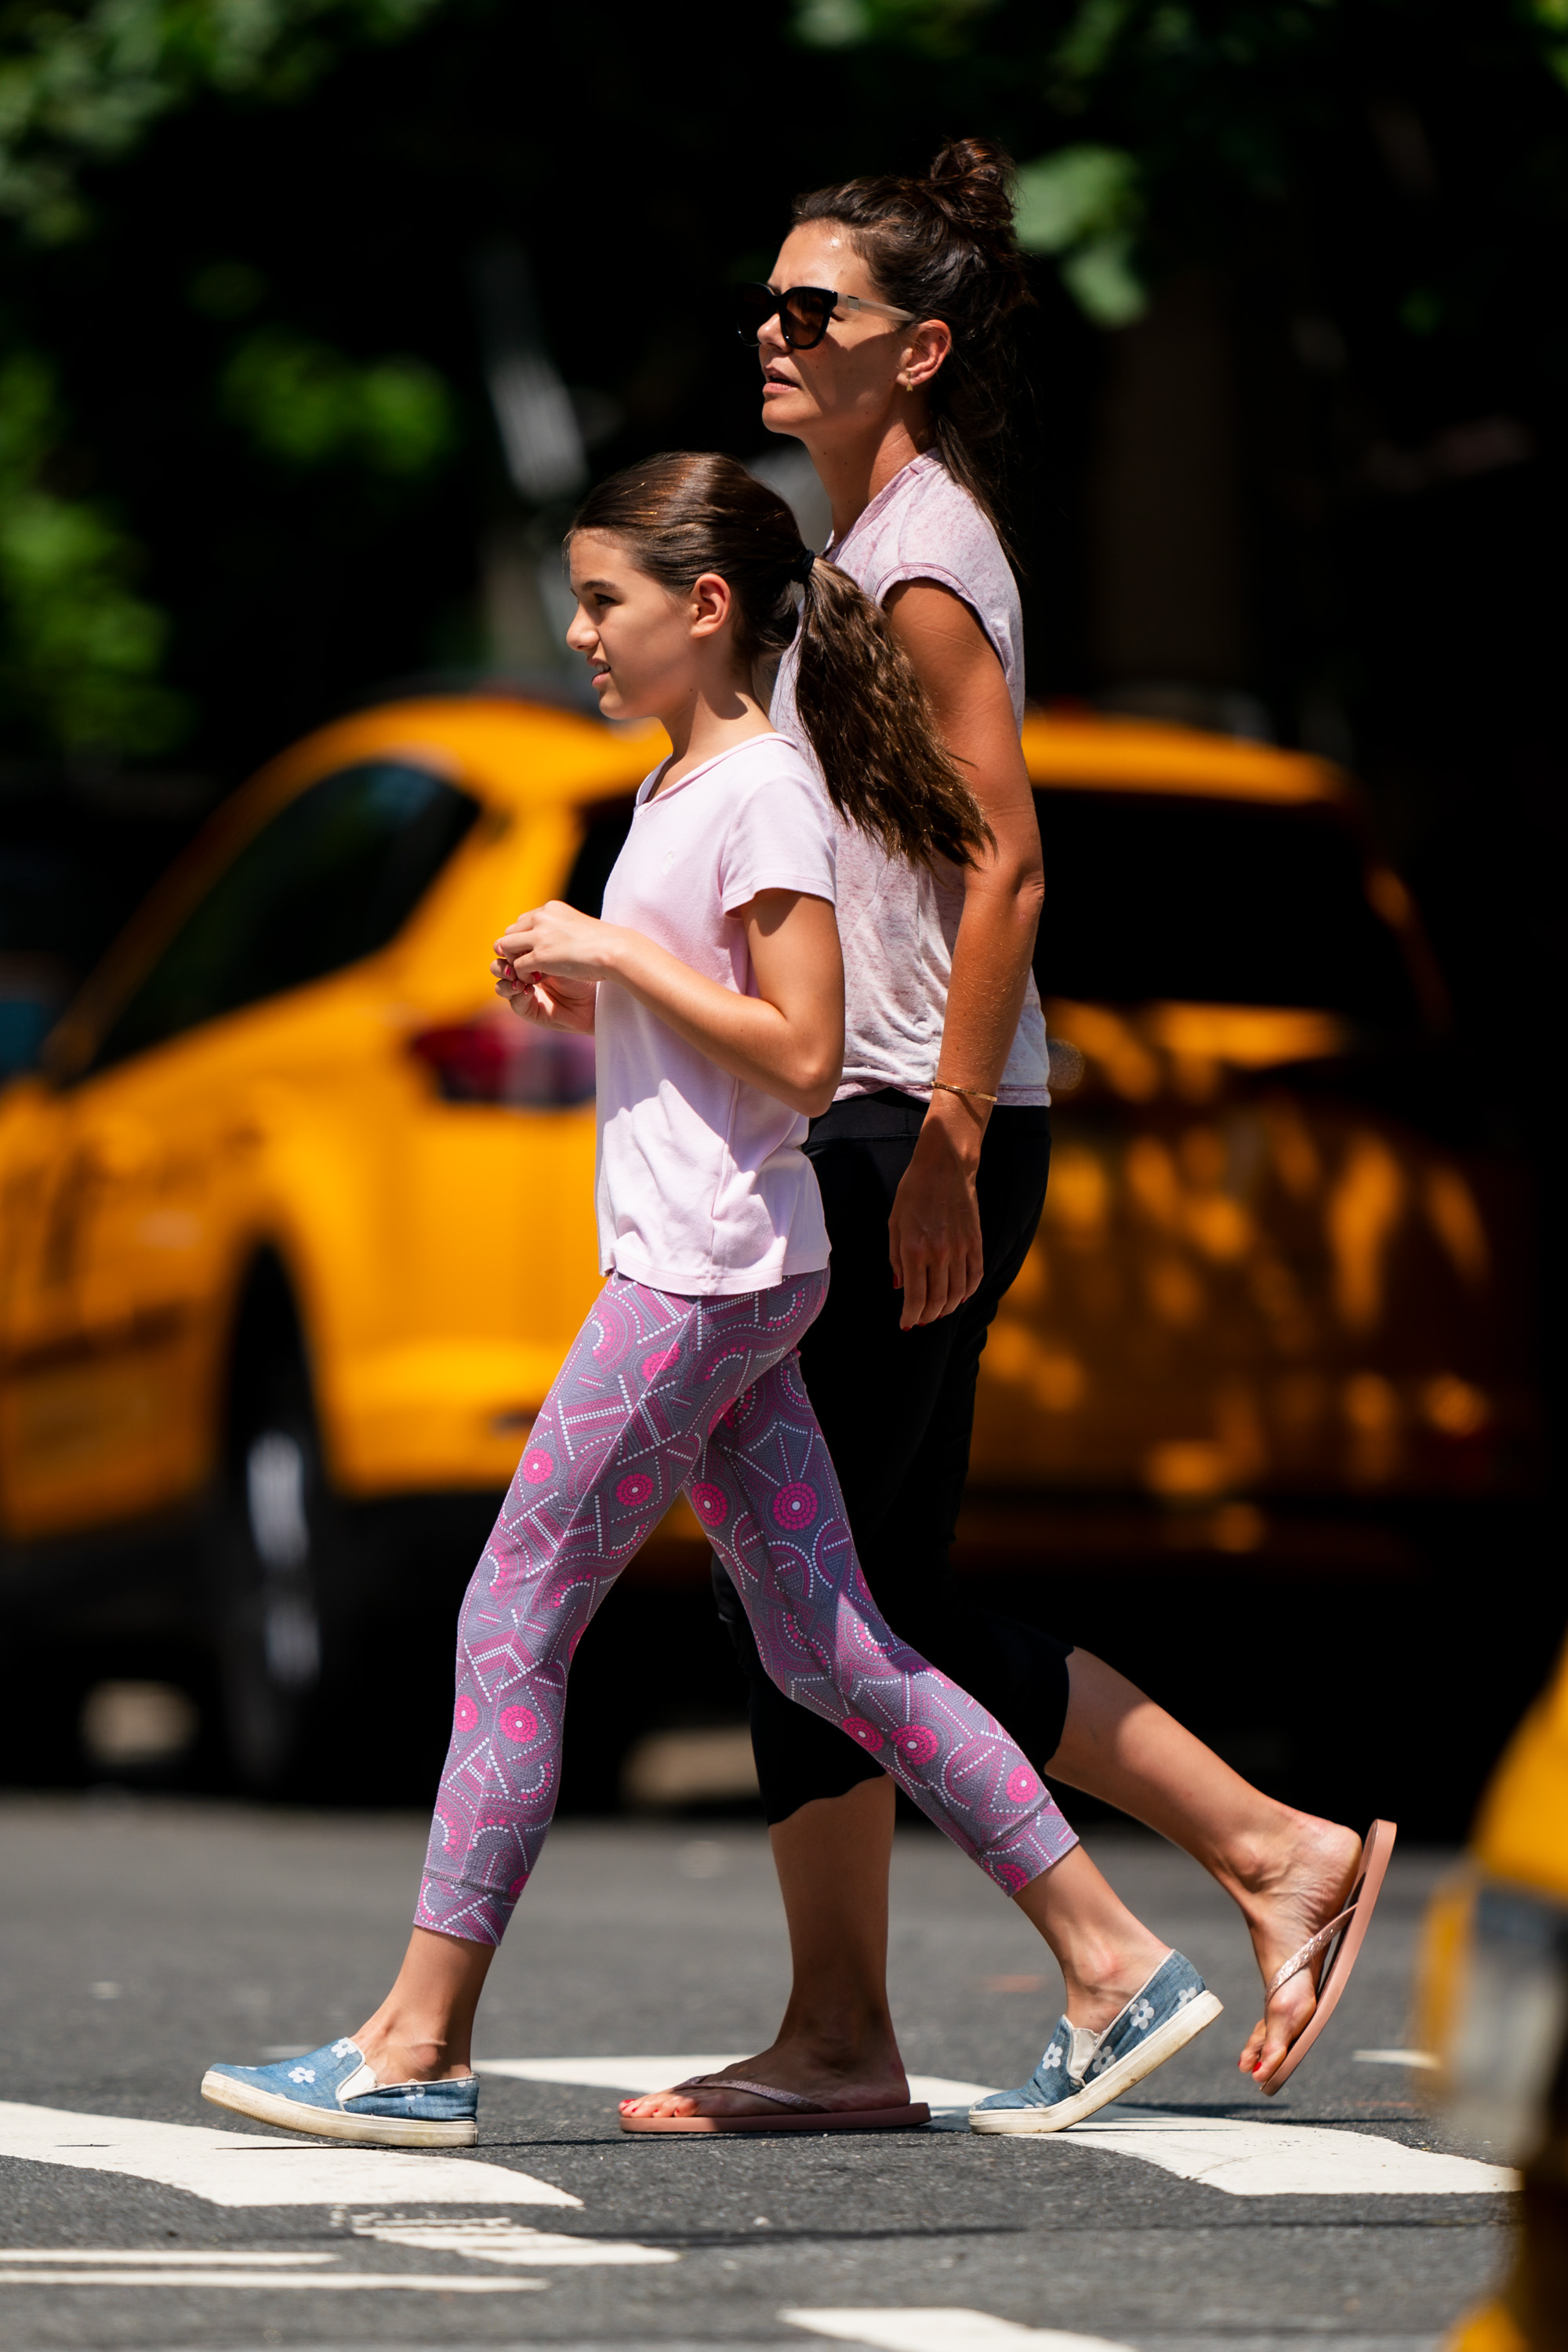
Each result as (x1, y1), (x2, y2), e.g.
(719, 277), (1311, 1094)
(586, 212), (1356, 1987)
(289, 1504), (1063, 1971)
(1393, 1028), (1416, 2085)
(594, 684), (650, 722)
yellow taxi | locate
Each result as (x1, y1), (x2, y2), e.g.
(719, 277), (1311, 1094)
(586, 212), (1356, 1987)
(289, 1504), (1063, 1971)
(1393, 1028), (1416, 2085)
(1418, 1635), (1568, 2350)
(0, 695), (1535, 1788)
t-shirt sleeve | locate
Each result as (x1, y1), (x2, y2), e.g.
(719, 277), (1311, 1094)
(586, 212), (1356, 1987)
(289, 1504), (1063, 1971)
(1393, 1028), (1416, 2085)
(859, 482), (1022, 717)
(719, 757), (837, 915)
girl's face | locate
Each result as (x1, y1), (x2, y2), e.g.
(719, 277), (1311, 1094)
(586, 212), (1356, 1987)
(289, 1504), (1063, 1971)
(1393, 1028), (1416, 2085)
(757, 223), (942, 448)
(565, 531), (736, 719)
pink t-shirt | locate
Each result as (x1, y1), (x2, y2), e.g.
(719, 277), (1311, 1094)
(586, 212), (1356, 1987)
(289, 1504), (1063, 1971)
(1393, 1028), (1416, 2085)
(772, 452), (1050, 1107)
(594, 733), (837, 1296)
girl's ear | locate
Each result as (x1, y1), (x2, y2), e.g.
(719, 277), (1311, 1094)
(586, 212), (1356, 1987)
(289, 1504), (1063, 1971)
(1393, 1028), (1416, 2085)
(689, 571), (735, 640)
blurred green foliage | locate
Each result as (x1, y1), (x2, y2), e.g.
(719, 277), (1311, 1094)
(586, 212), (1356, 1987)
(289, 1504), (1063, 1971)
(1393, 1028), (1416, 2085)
(0, 349), (187, 750)
(221, 332), (453, 474)
(0, 0), (441, 242)
(1013, 145), (1145, 325)
(0, 0), (449, 759)
(0, 0), (1563, 775)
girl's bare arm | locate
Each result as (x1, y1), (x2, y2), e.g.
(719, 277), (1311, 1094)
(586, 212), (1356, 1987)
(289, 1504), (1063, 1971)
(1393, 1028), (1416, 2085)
(495, 890), (844, 1117)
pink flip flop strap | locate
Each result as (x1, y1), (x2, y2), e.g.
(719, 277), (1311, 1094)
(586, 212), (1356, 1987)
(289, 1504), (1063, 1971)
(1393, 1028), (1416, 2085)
(671, 2074), (817, 2111)
(1266, 1903), (1357, 1999)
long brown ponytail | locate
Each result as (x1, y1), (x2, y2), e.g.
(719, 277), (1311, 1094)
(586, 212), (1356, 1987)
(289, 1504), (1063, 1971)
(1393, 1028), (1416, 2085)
(570, 452), (992, 871)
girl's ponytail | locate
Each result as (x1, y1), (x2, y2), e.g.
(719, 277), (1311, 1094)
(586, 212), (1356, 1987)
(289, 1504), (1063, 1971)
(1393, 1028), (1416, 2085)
(571, 451), (991, 873)
(792, 557), (993, 869)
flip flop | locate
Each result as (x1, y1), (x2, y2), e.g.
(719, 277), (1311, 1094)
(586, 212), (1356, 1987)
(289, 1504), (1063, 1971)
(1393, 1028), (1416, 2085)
(617, 2074), (931, 2134)
(1260, 1818), (1398, 2095)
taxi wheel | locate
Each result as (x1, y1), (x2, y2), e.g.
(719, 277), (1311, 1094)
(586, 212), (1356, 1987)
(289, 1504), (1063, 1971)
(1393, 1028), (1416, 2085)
(212, 1359), (347, 1795)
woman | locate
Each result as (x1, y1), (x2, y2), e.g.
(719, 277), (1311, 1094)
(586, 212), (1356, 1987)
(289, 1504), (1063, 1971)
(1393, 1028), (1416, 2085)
(623, 143), (1384, 2136)
(201, 453), (1220, 2150)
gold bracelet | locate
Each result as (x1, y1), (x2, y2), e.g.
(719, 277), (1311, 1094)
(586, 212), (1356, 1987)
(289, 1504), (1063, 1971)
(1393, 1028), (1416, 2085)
(931, 1078), (999, 1105)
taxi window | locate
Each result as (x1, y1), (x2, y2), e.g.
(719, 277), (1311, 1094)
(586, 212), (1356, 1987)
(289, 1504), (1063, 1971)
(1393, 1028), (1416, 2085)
(1033, 789), (1423, 1027)
(89, 761), (479, 1073)
(563, 796), (635, 915)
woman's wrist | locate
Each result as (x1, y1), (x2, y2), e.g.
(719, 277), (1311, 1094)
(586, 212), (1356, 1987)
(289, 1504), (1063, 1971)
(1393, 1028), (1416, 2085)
(921, 1083), (987, 1167)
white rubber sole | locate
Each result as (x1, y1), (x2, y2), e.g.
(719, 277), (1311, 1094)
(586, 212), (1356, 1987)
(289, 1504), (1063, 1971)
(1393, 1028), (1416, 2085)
(200, 2070), (477, 2148)
(968, 1988), (1225, 2134)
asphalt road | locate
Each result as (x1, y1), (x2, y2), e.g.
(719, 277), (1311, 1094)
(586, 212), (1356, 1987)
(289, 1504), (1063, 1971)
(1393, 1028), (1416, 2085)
(0, 1796), (1513, 2352)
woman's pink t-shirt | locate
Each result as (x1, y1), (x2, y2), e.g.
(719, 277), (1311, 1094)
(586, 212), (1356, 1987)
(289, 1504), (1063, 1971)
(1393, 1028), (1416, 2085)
(771, 451), (1050, 1107)
(593, 733), (837, 1297)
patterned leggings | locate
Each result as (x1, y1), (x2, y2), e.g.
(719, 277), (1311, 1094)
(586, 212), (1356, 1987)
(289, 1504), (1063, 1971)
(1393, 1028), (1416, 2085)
(416, 1272), (1079, 1944)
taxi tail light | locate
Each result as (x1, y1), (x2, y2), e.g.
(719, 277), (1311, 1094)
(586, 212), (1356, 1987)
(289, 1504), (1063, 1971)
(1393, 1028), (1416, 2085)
(410, 1018), (595, 1109)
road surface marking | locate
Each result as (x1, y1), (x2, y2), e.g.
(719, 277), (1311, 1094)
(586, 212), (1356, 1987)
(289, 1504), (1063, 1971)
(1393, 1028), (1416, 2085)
(1354, 2049), (1440, 2068)
(0, 2267), (543, 2291)
(0, 2250), (335, 2265)
(783, 2307), (1137, 2352)
(352, 2217), (678, 2266)
(479, 2055), (996, 2109)
(475, 2057), (1512, 2191)
(1057, 2110), (1515, 2195)
(0, 2101), (579, 2209)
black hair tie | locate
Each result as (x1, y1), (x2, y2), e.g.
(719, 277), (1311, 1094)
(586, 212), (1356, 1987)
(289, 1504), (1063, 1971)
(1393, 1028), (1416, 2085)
(789, 546), (817, 586)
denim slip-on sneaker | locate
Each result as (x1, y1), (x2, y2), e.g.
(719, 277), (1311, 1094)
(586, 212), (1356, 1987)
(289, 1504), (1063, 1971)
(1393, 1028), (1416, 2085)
(201, 2037), (478, 2147)
(969, 1951), (1223, 2134)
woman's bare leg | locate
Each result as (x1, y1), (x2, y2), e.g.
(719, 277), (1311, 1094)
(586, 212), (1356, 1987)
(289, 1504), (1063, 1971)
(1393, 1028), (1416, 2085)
(621, 1780), (1171, 2122)
(1047, 1650), (1363, 2086)
(622, 1780), (905, 2121)
(350, 1927), (495, 2084)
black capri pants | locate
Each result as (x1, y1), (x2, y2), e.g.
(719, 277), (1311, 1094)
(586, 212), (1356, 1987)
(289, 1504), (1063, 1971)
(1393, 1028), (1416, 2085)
(713, 1087), (1073, 1823)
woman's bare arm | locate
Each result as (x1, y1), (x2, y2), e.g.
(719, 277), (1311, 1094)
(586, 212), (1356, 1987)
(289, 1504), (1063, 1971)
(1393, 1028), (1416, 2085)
(495, 890), (844, 1118)
(880, 578), (1044, 1330)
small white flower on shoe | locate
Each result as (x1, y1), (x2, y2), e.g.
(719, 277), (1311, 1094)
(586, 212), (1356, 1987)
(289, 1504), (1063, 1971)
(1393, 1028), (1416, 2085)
(1131, 1999), (1155, 2031)
(331, 2038), (358, 2057)
(1177, 1984), (1196, 2007)
(288, 2067), (317, 2085)
(1042, 2042), (1064, 2071)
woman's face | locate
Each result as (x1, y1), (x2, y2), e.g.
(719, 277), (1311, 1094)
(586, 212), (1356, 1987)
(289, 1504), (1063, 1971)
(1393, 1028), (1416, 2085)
(757, 222), (937, 448)
(564, 530), (735, 720)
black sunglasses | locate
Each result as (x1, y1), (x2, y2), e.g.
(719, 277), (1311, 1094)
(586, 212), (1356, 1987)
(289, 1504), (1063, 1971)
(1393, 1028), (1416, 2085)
(733, 281), (915, 352)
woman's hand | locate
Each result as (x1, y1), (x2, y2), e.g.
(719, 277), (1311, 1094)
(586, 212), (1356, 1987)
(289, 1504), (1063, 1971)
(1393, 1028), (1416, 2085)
(887, 1094), (985, 1330)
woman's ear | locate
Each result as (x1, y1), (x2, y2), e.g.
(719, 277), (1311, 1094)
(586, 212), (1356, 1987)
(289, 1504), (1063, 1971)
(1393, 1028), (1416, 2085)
(900, 318), (953, 390)
(689, 571), (735, 640)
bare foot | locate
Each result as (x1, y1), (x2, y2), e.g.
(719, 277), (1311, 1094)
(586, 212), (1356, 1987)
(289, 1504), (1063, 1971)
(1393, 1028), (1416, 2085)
(619, 2037), (910, 2123)
(1232, 1816), (1363, 2090)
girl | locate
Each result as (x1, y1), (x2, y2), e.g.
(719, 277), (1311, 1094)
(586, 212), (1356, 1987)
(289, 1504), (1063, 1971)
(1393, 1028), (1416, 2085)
(200, 452), (1220, 2148)
(624, 144), (1386, 2137)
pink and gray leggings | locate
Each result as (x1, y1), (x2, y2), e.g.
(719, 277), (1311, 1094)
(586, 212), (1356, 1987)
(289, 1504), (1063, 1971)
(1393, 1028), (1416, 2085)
(416, 1272), (1078, 1944)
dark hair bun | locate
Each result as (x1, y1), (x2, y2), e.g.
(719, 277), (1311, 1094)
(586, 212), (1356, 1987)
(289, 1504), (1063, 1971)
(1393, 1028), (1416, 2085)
(924, 136), (1018, 247)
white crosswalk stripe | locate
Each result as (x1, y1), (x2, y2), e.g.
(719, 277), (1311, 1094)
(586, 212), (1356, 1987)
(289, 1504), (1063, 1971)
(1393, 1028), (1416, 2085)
(783, 2307), (1137, 2352)
(352, 2216), (677, 2266)
(0, 2100), (579, 2208)
(476, 2056), (1516, 2194)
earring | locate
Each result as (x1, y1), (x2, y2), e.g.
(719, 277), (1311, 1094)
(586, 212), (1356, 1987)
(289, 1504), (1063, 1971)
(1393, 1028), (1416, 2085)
(898, 372), (913, 389)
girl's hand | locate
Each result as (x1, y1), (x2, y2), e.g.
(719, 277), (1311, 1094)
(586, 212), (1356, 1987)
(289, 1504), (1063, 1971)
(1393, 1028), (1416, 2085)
(493, 902), (611, 1035)
(496, 900), (618, 985)
(492, 955), (598, 1033)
